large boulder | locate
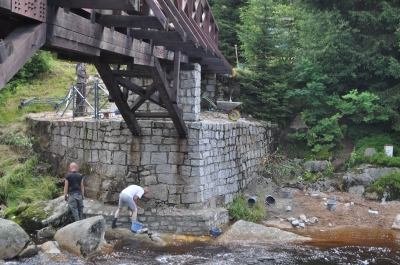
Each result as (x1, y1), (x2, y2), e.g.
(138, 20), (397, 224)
(341, 164), (400, 196)
(303, 160), (329, 173)
(216, 220), (311, 244)
(105, 227), (165, 246)
(54, 215), (107, 258)
(11, 196), (73, 230)
(0, 219), (37, 260)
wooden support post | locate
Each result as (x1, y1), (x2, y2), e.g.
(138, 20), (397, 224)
(171, 51), (180, 102)
(94, 64), (142, 136)
(149, 58), (187, 137)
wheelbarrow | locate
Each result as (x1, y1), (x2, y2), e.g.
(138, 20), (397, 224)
(201, 96), (242, 121)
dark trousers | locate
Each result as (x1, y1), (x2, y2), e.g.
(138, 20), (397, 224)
(68, 194), (84, 221)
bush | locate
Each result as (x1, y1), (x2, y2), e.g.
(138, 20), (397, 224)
(366, 171), (400, 201)
(229, 195), (266, 222)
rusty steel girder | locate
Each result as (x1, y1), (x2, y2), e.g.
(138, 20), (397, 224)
(12, 0), (47, 22)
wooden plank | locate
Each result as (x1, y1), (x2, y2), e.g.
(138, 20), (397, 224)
(149, 57), (187, 137)
(97, 15), (166, 29)
(0, 23), (46, 91)
(134, 112), (170, 118)
(178, 9), (208, 52)
(149, 0), (187, 42)
(143, 0), (168, 32)
(53, 0), (136, 11)
(116, 76), (164, 108)
(130, 30), (183, 41)
(130, 83), (159, 112)
(94, 63), (142, 136)
(47, 34), (101, 56)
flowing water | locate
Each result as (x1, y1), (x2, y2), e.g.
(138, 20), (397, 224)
(7, 228), (400, 265)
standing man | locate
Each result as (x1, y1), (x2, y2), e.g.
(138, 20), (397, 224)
(64, 162), (85, 222)
(112, 185), (149, 229)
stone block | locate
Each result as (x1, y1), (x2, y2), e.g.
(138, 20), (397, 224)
(147, 184), (169, 201)
(112, 151), (127, 165)
(168, 194), (181, 204)
(151, 152), (168, 165)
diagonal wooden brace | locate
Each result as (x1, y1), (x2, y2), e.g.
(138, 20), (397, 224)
(94, 64), (142, 136)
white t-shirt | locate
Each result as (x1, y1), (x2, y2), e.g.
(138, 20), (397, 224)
(121, 185), (144, 199)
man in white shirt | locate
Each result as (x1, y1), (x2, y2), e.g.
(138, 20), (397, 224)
(112, 185), (149, 229)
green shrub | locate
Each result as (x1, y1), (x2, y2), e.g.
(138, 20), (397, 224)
(366, 171), (400, 201)
(0, 132), (34, 154)
(355, 152), (400, 168)
(301, 162), (334, 183)
(229, 195), (266, 222)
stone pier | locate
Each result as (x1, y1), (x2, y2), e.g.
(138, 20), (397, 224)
(28, 64), (278, 234)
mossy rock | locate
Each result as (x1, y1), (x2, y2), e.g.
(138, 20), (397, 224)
(10, 196), (73, 230)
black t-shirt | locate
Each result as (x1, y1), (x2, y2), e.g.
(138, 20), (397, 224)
(66, 171), (83, 195)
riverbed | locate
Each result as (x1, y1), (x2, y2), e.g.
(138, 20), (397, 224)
(6, 227), (400, 265)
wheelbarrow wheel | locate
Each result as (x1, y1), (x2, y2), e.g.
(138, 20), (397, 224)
(228, 109), (241, 121)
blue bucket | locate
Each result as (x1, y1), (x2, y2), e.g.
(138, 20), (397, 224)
(115, 110), (121, 115)
(211, 227), (222, 236)
(131, 221), (143, 233)
(247, 196), (257, 208)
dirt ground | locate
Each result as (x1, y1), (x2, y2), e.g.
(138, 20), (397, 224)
(244, 177), (400, 230)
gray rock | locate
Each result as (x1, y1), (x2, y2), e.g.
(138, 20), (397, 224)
(12, 196), (73, 230)
(392, 214), (400, 230)
(287, 217), (296, 222)
(364, 148), (376, 156)
(310, 217), (318, 223)
(216, 220), (310, 243)
(105, 227), (164, 246)
(285, 206), (292, 212)
(0, 219), (35, 260)
(299, 214), (307, 221)
(37, 226), (56, 239)
(342, 164), (400, 194)
(291, 220), (299, 226)
(303, 160), (329, 173)
(39, 241), (70, 263)
(299, 223), (305, 228)
(18, 241), (38, 258)
(54, 215), (108, 258)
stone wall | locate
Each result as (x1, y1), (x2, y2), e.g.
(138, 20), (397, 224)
(29, 117), (277, 210)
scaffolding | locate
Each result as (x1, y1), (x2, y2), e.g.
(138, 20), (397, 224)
(58, 82), (112, 119)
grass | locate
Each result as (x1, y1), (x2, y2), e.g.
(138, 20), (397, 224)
(229, 195), (267, 222)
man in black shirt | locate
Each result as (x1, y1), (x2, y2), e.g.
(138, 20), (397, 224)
(64, 162), (85, 222)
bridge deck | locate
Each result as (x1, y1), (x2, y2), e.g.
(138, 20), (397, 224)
(0, 0), (232, 137)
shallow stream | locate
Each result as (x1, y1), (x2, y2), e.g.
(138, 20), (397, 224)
(6, 227), (400, 265)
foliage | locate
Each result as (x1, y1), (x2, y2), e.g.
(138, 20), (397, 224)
(0, 132), (34, 154)
(236, 0), (295, 124)
(0, 155), (58, 207)
(229, 195), (266, 222)
(263, 151), (303, 179)
(209, 0), (247, 65)
(354, 152), (400, 168)
(0, 51), (51, 107)
(366, 171), (400, 201)
(301, 162), (334, 183)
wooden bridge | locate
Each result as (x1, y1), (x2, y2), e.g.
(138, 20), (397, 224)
(0, 0), (232, 137)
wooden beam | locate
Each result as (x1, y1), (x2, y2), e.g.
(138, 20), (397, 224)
(149, 57), (187, 137)
(130, 83), (159, 112)
(116, 76), (164, 108)
(94, 63), (142, 136)
(171, 51), (180, 102)
(146, 0), (187, 42)
(134, 112), (171, 118)
(130, 30), (184, 41)
(112, 70), (151, 78)
(97, 15), (166, 29)
(143, 0), (169, 33)
(0, 23), (46, 91)
(53, 0), (136, 10)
